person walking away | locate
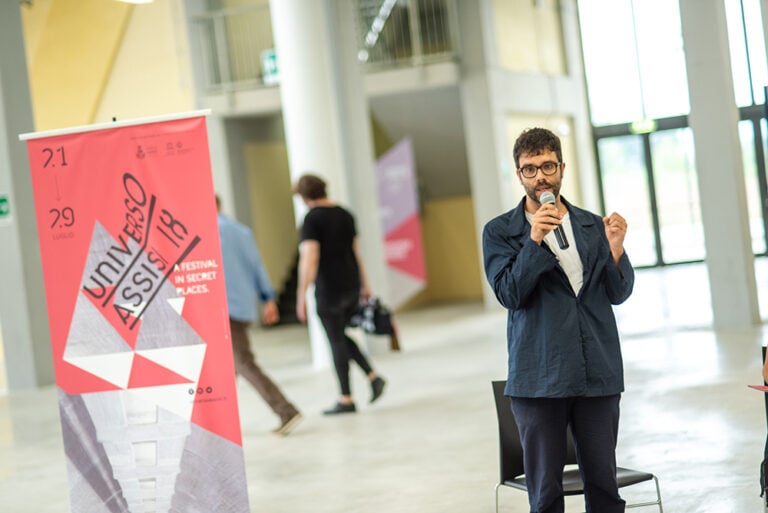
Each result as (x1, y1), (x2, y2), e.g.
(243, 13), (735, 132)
(293, 174), (386, 415)
(217, 195), (302, 435)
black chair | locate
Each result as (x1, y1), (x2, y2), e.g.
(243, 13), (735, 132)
(491, 380), (663, 512)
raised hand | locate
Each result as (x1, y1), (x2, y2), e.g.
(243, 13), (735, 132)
(603, 212), (627, 264)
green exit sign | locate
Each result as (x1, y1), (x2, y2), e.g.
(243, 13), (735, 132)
(0, 195), (10, 220)
(630, 118), (657, 134)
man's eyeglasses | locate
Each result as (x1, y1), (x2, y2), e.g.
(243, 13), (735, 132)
(519, 162), (561, 179)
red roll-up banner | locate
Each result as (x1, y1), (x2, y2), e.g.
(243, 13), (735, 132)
(20, 111), (250, 513)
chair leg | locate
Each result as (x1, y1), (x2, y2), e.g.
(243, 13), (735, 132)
(624, 476), (663, 512)
(653, 475), (663, 513)
(494, 483), (500, 513)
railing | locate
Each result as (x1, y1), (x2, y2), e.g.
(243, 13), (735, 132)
(191, 0), (459, 93)
(354, 0), (459, 69)
(191, 4), (276, 93)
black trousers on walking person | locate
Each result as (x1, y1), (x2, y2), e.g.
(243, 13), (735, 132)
(316, 291), (374, 396)
(229, 319), (298, 424)
(510, 394), (625, 513)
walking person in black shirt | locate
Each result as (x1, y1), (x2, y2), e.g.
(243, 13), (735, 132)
(293, 174), (386, 415)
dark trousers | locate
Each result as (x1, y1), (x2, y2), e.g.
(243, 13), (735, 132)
(510, 395), (625, 513)
(229, 319), (298, 423)
(316, 292), (373, 396)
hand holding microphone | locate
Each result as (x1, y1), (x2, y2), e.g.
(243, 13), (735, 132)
(536, 191), (569, 250)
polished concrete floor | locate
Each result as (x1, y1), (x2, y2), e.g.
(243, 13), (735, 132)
(2, 262), (768, 512)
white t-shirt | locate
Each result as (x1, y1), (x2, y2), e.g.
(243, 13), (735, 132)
(525, 211), (583, 295)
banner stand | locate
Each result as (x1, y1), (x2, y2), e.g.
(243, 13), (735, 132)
(20, 110), (250, 513)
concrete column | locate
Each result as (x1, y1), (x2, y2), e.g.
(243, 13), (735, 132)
(270, 0), (386, 368)
(679, 0), (760, 328)
(764, 0), (768, 56)
(205, 116), (242, 220)
(457, 0), (505, 309)
(559, 0), (600, 213)
(0, 2), (54, 389)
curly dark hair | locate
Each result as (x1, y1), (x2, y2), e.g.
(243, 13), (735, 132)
(512, 127), (562, 169)
(293, 173), (327, 201)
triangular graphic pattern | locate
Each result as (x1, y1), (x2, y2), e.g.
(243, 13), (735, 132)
(65, 219), (208, 394)
(386, 266), (427, 308)
(135, 345), (207, 383)
(127, 354), (194, 389)
(167, 297), (185, 316)
(64, 293), (134, 359)
(64, 352), (136, 389)
(384, 213), (426, 281)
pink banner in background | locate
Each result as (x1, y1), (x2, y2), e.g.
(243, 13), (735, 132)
(376, 138), (426, 307)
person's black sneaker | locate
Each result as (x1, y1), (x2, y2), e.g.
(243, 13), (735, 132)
(370, 376), (386, 403)
(323, 402), (356, 415)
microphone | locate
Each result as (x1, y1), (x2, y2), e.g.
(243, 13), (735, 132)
(538, 191), (569, 250)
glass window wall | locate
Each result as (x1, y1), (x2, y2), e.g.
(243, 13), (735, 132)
(580, 0), (768, 267)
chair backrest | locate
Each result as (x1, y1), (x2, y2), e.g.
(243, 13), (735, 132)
(491, 380), (578, 483)
(492, 380), (525, 482)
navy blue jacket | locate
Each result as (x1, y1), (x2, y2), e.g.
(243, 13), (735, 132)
(482, 197), (634, 398)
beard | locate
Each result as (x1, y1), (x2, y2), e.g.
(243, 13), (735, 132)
(523, 176), (562, 205)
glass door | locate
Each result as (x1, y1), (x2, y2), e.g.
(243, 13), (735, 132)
(743, 119), (767, 255)
(649, 128), (704, 263)
(597, 135), (657, 267)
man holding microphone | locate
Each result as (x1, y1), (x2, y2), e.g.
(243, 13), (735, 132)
(482, 127), (634, 513)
